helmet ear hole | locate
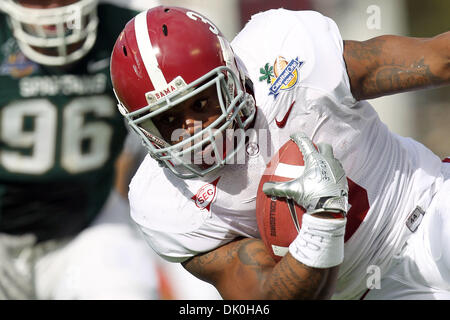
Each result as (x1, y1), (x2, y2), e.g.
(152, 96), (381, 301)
(162, 24), (168, 36)
(123, 46), (128, 56)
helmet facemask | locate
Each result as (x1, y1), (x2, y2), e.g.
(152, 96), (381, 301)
(117, 66), (256, 179)
(3, 0), (99, 66)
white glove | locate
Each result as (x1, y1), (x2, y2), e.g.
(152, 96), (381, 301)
(0, 234), (35, 299)
(263, 132), (349, 215)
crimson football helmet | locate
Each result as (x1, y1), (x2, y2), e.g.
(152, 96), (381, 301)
(2, 0), (98, 66)
(111, 6), (256, 179)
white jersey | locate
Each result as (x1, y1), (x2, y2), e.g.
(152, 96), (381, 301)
(129, 9), (444, 300)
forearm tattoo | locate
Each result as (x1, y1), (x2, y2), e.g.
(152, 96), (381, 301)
(244, 240), (327, 300)
(183, 238), (328, 299)
(345, 38), (446, 99)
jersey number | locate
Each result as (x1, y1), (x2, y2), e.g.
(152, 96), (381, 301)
(0, 96), (115, 174)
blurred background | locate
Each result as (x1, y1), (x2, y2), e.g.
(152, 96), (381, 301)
(121, 0), (449, 299)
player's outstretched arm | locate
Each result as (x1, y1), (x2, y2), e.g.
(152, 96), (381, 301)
(182, 237), (335, 299)
(344, 31), (450, 100)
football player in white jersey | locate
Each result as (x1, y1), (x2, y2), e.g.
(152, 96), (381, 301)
(110, 6), (450, 299)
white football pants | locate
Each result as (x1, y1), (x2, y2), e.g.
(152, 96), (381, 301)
(364, 163), (450, 299)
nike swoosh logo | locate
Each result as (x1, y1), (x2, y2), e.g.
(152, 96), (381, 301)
(275, 100), (296, 128)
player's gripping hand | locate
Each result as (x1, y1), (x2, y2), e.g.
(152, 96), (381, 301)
(262, 132), (348, 268)
(263, 132), (349, 216)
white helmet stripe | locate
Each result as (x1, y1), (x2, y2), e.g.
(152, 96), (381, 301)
(134, 11), (167, 90)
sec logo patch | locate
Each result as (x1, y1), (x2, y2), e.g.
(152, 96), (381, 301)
(191, 177), (220, 212)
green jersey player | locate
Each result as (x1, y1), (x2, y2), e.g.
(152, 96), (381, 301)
(0, 0), (162, 299)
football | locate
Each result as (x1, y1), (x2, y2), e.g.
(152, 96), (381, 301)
(256, 139), (306, 262)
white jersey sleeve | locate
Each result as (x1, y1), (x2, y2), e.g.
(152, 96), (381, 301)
(231, 9), (356, 123)
(129, 155), (261, 263)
